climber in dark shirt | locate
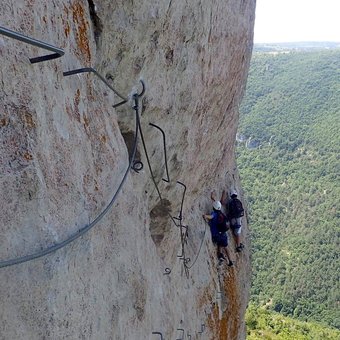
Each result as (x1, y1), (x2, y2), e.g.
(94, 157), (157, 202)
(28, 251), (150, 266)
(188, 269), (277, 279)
(222, 189), (245, 252)
(203, 200), (233, 266)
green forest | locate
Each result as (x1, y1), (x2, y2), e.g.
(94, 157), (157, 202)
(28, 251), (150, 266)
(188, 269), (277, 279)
(237, 50), (340, 330)
(246, 304), (340, 339)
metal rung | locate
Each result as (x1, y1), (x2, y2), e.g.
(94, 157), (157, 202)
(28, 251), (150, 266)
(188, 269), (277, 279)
(0, 26), (64, 63)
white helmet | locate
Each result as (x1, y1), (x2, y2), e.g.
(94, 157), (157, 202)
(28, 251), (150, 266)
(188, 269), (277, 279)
(213, 201), (222, 211)
(231, 190), (238, 197)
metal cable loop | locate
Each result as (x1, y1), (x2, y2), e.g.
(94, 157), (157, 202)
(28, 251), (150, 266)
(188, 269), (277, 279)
(132, 161), (144, 173)
(184, 219), (208, 270)
(163, 268), (171, 275)
(136, 109), (193, 277)
(138, 115), (205, 275)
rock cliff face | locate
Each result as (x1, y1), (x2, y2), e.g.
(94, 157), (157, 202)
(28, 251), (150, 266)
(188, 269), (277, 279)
(0, 1), (255, 339)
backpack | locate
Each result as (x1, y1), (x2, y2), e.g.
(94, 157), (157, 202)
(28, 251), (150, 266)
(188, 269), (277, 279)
(230, 198), (244, 218)
(216, 211), (229, 233)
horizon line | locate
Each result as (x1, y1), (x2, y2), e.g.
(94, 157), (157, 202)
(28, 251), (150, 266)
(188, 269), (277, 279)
(254, 41), (340, 44)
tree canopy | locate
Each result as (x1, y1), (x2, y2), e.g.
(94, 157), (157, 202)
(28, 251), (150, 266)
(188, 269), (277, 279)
(246, 303), (340, 339)
(238, 50), (340, 329)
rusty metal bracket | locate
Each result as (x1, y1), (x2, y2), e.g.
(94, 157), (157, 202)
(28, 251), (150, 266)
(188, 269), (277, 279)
(152, 331), (164, 339)
(149, 123), (170, 183)
(198, 324), (205, 334)
(173, 181), (186, 221)
(176, 328), (184, 340)
(63, 67), (127, 103)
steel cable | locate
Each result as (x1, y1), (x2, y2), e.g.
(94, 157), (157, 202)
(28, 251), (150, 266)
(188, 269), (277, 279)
(136, 116), (181, 227)
(138, 119), (209, 274)
(0, 97), (140, 268)
(136, 111), (193, 276)
(185, 219), (208, 270)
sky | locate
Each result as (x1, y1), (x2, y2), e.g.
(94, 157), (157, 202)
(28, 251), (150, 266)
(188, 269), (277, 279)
(254, 0), (340, 43)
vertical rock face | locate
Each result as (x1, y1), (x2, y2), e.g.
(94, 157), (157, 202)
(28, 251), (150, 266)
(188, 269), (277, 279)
(0, 0), (255, 339)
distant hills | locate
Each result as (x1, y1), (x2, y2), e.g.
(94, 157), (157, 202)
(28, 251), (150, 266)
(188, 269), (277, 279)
(254, 41), (340, 52)
(238, 49), (340, 329)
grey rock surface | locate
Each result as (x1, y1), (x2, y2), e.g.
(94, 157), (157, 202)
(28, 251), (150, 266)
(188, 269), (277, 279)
(0, 0), (255, 339)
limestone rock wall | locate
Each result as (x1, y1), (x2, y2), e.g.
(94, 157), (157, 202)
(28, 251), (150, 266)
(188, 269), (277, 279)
(0, 0), (255, 339)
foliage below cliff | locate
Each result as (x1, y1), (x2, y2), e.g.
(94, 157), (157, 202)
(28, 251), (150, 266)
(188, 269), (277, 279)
(246, 304), (340, 340)
(238, 50), (340, 328)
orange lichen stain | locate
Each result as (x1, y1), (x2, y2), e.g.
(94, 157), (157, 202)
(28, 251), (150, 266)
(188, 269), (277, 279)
(205, 301), (232, 340)
(65, 103), (72, 116)
(26, 0), (35, 9)
(94, 179), (99, 191)
(220, 312), (232, 339)
(74, 92), (81, 118)
(206, 304), (219, 334)
(64, 22), (71, 37)
(63, 5), (69, 16)
(83, 173), (91, 185)
(86, 82), (95, 102)
(221, 272), (241, 340)
(0, 118), (7, 127)
(83, 116), (90, 128)
(65, 103), (78, 123)
(198, 290), (213, 310)
(74, 89), (81, 106)
(23, 112), (36, 129)
(23, 152), (33, 161)
(202, 267), (241, 340)
(70, 1), (91, 62)
(197, 290), (216, 339)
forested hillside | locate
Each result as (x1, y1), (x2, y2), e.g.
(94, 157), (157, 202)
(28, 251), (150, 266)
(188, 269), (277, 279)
(246, 304), (340, 339)
(238, 50), (340, 329)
